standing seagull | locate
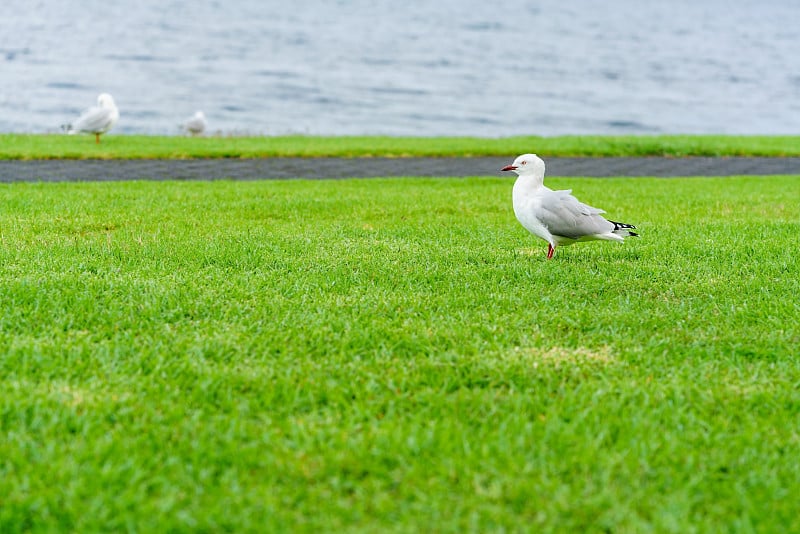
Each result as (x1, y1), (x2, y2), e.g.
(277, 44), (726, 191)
(501, 154), (638, 259)
(64, 93), (119, 144)
(182, 111), (207, 136)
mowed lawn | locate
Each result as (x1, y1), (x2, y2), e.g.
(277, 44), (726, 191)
(2, 133), (800, 158)
(1, 174), (798, 532)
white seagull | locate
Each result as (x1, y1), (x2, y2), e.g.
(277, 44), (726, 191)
(501, 154), (638, 259)
(64, 93), (119, 144)
(182, 111), (207, 136)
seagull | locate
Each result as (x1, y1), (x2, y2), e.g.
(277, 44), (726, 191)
(182, 111), (207, 136)
(63, 93), (119, 144)
(501, 154), (638, 259)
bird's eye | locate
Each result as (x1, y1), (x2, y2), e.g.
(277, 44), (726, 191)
(520, 161), (527, 165)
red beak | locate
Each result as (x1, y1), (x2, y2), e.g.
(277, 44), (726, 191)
(501, 165), (517, 172)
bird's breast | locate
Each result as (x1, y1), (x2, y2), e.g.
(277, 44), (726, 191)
(513, 193), (551, 242)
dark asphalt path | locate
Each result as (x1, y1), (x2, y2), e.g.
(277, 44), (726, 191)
(1, 157), (799, 182)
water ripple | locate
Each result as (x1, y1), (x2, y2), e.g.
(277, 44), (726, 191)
(1, 0), (798, 135)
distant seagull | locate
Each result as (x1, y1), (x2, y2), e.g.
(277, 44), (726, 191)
(501, 154), (638, 259)
(63, 93), (119, 144)
(181, 111), (207, 136)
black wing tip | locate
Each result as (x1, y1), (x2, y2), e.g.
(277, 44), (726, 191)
(609, 220), (636, 230)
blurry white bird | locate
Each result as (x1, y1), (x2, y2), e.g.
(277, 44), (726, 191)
(63, 93), (119, 144)
(182, 111), (207, 136)
(502, 153), (638, 259)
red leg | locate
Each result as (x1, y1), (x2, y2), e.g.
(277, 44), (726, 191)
(547, 244), (555, 259)
(95, 133), (100, 144)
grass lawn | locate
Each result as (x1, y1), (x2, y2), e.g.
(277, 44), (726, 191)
(1, 174), (799, 532)
(2, 133), (800, 159)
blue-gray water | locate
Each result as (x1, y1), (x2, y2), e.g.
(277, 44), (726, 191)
(2, 0), (798, 136)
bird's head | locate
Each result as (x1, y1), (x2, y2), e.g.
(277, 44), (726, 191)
(97, 93), (116, 108)
(501, 154), (545, 177)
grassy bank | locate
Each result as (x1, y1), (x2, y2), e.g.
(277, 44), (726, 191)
(1, 133), (799, 159)
(1, 174), (798, 531)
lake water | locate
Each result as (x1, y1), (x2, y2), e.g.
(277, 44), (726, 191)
(2, 0), (798, 136)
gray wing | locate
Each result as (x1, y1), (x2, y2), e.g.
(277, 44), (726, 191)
(184, 117), (206, 132)
(72, 106), (114, 133)
(537, 189), (614, 238)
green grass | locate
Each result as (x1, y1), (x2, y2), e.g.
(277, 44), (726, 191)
(2, 133), (800, 159)
(1, 174), (799, 532)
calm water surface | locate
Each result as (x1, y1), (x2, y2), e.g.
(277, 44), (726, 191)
(1, 0), (798, 136)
